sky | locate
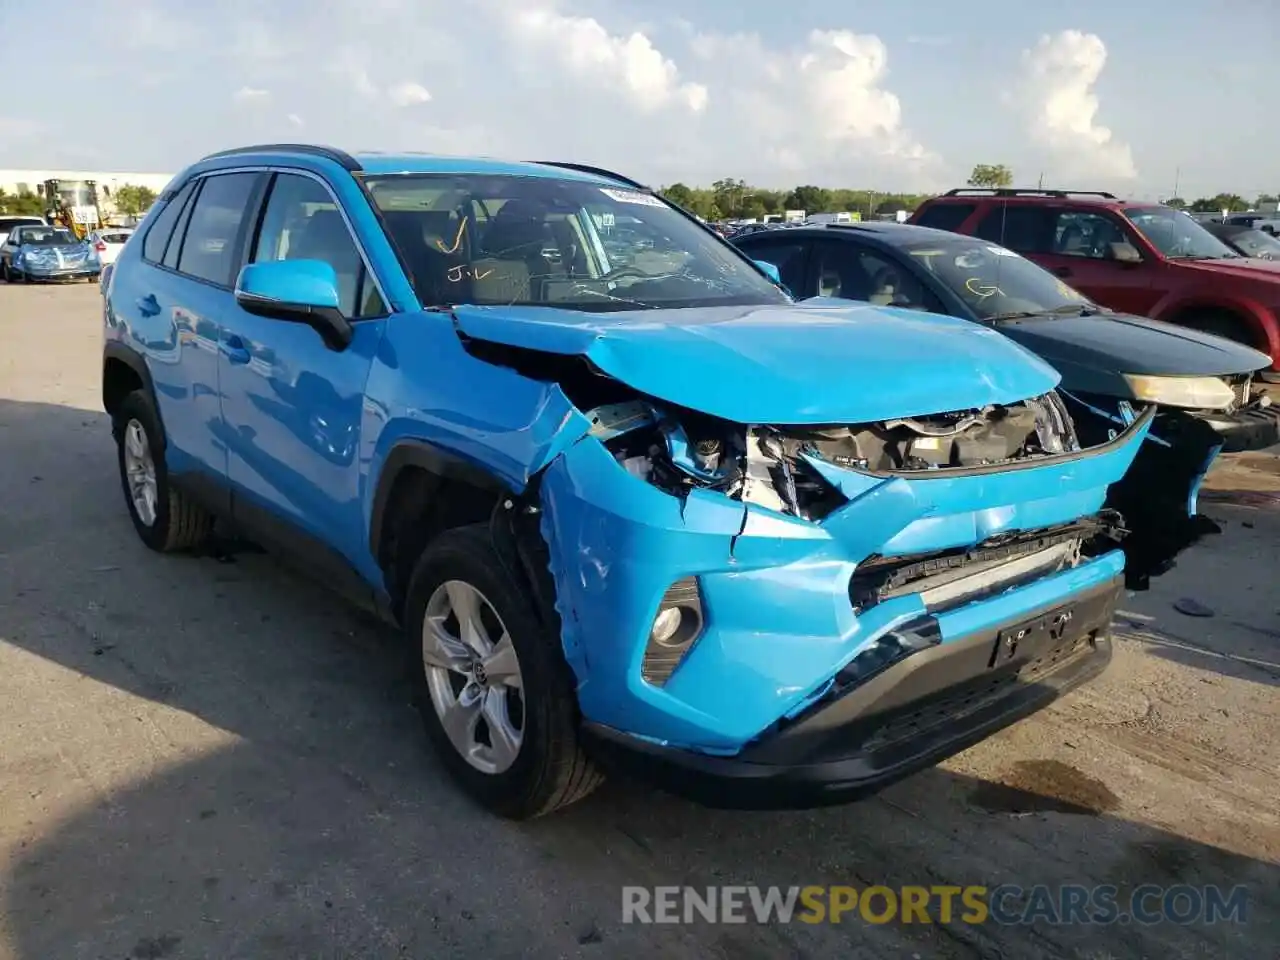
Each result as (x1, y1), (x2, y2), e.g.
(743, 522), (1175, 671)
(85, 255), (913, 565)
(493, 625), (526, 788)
(0, 0), (1276, 199)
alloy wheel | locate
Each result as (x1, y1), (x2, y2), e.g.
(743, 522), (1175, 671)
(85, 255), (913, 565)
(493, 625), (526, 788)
(422, 579), (526, 774)
(122, 419), (158, 527)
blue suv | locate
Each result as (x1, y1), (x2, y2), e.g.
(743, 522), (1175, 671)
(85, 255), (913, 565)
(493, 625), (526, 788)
(103, 144), (1155, 818)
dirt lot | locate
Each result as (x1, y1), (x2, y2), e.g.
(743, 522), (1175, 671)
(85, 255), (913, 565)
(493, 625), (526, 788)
(1, 282), (1277, 959)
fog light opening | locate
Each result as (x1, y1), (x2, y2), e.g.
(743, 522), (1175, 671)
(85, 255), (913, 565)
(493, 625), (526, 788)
(641, 578), (705, 686)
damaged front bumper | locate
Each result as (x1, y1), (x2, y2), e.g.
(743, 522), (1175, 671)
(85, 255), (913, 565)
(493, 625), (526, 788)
(536, 403), (1153, 761)
(583, 575), (1120, 809)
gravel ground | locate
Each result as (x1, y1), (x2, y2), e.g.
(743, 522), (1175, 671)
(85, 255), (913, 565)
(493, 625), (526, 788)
(1, 282), (1277, 960)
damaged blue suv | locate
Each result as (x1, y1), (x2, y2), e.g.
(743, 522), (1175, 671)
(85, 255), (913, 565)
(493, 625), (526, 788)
(102, 145), (1159, 818)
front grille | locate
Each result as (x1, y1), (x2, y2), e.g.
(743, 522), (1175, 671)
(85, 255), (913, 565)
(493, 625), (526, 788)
(848, 518), (1102, 615)
(1228, 374), (1253, 409)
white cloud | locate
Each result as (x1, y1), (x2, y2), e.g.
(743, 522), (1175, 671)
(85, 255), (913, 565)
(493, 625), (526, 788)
(387, 82), (432, 107)
(0, 0), (947, 188)
(1016, 30), (1136, 180)
(508, 8), (708, 113)
(686, 28), (938, 185)
(232, 86), (270, 103)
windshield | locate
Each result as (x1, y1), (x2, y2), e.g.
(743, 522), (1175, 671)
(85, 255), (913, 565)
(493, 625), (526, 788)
(905, 240), (1093, 320)
(1223, 228), (1280, 259)
(361, 173), (788, 312)
(16, 227), (79, 246)
(1124, 206), (1239, 260)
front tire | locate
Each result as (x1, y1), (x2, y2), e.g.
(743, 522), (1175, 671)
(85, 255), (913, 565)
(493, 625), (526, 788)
(113, 390), (214, 552)
(405, 524), (602, 819)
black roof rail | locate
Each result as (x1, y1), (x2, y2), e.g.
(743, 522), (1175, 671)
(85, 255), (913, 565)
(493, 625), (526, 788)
(527, 161), (646, 190)
(200, 143), (362, 171)
(941, 187), (1117, 200)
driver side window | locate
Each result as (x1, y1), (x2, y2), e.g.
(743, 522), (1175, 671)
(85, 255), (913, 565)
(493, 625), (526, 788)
(811, 241), (942, 312)
(1053, 212), (1130, 260)
(251, 173), (386, 319)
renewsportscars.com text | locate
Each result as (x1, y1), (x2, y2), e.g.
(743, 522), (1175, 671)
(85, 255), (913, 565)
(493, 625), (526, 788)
(622, 884), (1250, 926)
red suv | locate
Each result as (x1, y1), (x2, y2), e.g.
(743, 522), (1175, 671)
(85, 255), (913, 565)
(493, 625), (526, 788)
(909, 189), (1280, 377)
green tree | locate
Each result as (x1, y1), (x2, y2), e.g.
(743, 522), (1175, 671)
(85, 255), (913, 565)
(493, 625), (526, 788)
(711, 178), (749, 219)
(113, 183), (157, 217)
(966, 164), (1014, 188)
(1163, 197), (1187, 210)
(0, 189), (46, 216)
(1189, 193), (1249, 213)
(783, 185), (831, 213)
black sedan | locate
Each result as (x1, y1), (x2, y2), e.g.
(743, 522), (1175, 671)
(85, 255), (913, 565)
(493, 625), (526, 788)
(735, 221), (1280, 584)
(1202, 221), (1280, 261)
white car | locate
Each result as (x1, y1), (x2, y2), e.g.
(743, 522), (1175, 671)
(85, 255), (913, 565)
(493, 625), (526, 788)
(0, 215), (47, 245)
(89, 227), (135, 266)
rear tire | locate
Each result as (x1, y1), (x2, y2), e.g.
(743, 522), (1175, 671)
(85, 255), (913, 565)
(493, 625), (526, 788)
(404, 524), (602, 819)
(113, 390), (214, 552)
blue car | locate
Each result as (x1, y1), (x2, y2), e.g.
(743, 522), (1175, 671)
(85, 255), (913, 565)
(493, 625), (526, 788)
(1, 224), (101, 282)
(103, 145), (1155, 818)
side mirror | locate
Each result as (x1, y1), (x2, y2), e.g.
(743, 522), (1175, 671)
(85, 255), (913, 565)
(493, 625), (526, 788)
(753, 259), (782, 285)
(1109, 242), (1142, 264)
(234, 260), (353, 350)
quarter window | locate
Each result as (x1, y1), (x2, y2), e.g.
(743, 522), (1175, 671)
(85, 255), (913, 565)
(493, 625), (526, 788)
(913, 202), (976, 232)
(176, 173), (260, 286)
(251, 173), (385, 318)
(141, 180), (197, 264)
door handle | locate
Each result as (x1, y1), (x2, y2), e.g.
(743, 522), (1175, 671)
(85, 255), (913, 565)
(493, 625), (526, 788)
(1053, 266), (1073, 278)
(220, 335), (251, 365)
(136, 294), (161, 317)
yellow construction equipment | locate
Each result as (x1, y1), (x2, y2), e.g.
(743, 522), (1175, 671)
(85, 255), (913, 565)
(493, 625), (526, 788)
(42, 179), (105, 239)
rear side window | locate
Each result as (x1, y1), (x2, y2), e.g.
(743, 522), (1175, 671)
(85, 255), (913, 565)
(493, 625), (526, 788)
(177, 173), (260, 286)
(913, 202), (976, 232)
(142, 181), (197, 263)
(973, 205), (1056, 253)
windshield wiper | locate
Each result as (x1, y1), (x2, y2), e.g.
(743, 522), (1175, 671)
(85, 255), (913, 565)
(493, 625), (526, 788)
(986, 310), (1043, 321)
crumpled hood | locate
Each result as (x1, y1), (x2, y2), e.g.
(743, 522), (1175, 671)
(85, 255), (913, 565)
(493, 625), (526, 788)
(451, 298), (1060, 424)
(992, 312), (1271, 378)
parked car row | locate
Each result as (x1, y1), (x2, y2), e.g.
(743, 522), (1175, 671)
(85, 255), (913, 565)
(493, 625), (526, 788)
(97, 146), (1278, 823)
(0, 216), (132, 283)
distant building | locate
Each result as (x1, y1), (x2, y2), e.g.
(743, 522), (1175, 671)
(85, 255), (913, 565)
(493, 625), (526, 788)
(0, 168), (174, 218)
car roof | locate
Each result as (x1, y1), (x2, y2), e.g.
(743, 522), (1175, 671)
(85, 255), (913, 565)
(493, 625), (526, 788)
(353, 153), (621, 184)
(924, 189), (1160, 211)
(737, 221), (973, 247)
(189, 143), (630, 187)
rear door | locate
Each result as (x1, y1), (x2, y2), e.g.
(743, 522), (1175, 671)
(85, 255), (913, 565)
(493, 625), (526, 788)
(108, 176), (243, 485)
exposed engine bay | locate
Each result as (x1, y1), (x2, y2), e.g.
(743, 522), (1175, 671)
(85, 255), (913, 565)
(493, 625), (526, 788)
(590, 392), (1081, 522)
(461, 336), (1184, 591)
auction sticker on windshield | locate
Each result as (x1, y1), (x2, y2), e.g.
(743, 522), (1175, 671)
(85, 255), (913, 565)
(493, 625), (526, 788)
(600, 188), (666, 207)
